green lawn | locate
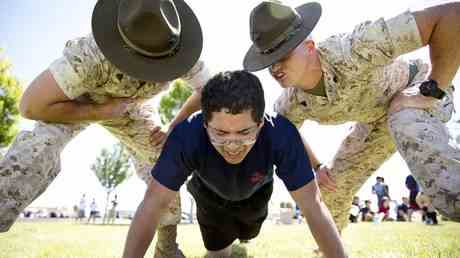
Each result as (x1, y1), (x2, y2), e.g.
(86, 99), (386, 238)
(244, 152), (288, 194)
(1, 220), (459, 258)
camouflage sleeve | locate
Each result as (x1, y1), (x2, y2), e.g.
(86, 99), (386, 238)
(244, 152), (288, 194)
(273, 88), (305, 128)
(348, 11), (423, 67)
(48, 36), (104, 99)
(180, 60), (211, 92)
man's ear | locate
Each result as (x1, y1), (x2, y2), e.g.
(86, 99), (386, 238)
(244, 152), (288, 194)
(258, 120), (265, 129)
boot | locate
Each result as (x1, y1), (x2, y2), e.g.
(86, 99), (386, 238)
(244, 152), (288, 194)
(153, 225), (185, 258)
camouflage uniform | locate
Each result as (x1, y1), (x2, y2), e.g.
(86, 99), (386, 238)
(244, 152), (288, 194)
(275, 12), (459, 230)
(0, 34), (210, 232)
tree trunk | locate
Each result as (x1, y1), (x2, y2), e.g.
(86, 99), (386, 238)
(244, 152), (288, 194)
(103, 191), (111, 224)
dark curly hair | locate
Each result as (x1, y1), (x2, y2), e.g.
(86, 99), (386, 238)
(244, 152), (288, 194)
(201, 70), (265, 124)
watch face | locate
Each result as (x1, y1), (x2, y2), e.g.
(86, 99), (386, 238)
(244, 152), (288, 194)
(420, 80), (436, 96)
(419, 80), (445, 99)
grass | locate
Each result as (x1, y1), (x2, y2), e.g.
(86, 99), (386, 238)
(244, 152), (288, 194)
(0, 220), (459, 258)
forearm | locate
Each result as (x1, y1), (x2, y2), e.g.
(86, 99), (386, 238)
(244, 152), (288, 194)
(123, 180), (174, 258)
(415, 3), (460, 89)
(122, 199), (164, 258)
(168, 90), (201, 130)
(429, 4), (460, 89)
(28, 101), (105, 123)
(291, 182), (346, 258)
(303, 200), (346, 258)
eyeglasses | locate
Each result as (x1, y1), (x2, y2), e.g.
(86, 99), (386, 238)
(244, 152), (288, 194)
(206, 124), (260, 146)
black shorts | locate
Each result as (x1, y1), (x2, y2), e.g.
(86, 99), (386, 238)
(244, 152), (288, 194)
(187, 177), (273, 251)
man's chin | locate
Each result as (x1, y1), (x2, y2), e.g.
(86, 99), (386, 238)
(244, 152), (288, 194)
(224, 156), (244, 164)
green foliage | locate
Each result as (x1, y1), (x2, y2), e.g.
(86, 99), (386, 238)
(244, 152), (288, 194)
(91, 142), (132, 223)
(0, 50), (22, 148)
(158, 79), (192, 125)
(91, 143), (132, 193)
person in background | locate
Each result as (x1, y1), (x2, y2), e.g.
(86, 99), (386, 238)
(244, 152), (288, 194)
(405, 174), (420, 221)
(397, 197), (410, 222)
(76, 194), (86, 222)
(378, 197), (392, 221)
(349, 196), (360, 223)
(360, 200), (375, 222)
(88, 198), (98, 224)
(106, 194), (119, 224)
(417, 192), (438, 225)
(372, 177), (389, 207)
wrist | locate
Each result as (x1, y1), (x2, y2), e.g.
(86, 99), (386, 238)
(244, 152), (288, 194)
(314, 163), (323, 171)
(419, 79), (446, 99)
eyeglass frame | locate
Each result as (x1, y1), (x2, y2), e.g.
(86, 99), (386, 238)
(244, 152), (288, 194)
(205, 123), (261, 146)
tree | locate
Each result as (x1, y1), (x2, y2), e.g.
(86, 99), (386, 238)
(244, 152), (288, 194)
(91, 142), (132, 224)
(158, 79), (192, 126)
(0, 50), (22, 155)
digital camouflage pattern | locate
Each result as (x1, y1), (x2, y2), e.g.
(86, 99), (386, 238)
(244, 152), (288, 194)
(389, 100), (459, 222)
(0, 122), (85, 231)
(0, 34), (210, 232)
(275, 11), (459, 229)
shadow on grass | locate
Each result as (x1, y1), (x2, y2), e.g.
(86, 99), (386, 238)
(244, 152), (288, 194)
(231, 243), (253, 258)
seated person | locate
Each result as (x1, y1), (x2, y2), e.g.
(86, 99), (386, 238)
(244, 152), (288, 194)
(417, 192), (438, 225)
(349, 196), (361, 223)
(397, 197), (410, 221)
(360, 200), (375, 222)
(378, 197), (392, 221)
(121, 71), (346, 258)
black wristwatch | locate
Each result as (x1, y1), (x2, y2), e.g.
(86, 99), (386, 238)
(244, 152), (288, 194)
(419, 79), (446, 99)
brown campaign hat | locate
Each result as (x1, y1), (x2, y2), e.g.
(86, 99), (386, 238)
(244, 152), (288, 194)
(92, 0), (203, 82)
(243, 1), (321, 72)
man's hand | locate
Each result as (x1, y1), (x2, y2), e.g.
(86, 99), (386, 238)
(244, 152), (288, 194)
(316, 165), (337, 192)
(96, 97), (136, 120)
(388, 87), (436, 115)
(290, 181), (347, 258)
(150, 126), (167, 149)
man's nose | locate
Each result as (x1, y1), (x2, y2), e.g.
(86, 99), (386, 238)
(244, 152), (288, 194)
(270, 62), (281, 74)
(225, 141), (240, 150)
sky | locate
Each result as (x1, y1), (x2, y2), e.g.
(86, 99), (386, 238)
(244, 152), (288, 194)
(1, 0), (459, 213)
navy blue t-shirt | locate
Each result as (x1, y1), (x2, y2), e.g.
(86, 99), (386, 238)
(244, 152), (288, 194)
(151, 113), (315, 201)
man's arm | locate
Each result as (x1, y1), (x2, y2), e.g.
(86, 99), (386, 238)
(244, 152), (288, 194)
(168, 90), (201, 131)
(19, 69), (132, 123)
(290, 180), (347, 258)
(414, 2), (460, 89)
(167, 60), (211, 131)
(122, 178), (176, 258)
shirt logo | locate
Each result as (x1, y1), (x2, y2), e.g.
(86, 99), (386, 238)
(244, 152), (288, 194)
(249, 171), (265, 184)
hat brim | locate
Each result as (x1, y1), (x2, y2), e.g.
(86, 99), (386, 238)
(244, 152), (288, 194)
(243, 2), (322, 72)
(92, 0), (203, 82)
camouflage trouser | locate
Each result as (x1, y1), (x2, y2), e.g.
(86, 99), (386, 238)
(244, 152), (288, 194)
(321, 116), (396, 232)
(322, 84), (458, 232)
(0, 122), (84, 231)
(389, 85), (459, 222)
(0, 102), (181, 232)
